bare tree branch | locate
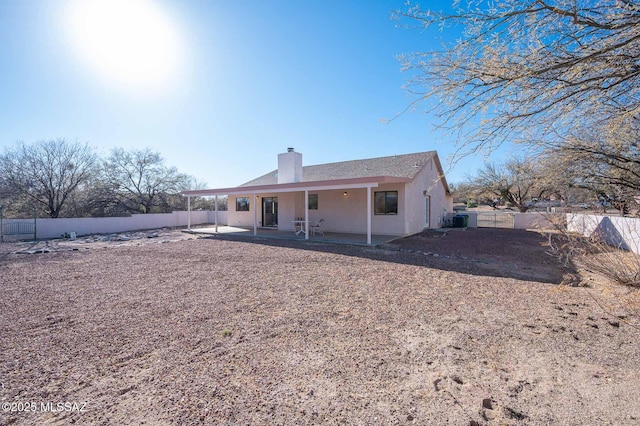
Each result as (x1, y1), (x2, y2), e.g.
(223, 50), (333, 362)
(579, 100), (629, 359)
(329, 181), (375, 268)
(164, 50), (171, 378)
(396, 0), (640, 155)
(102, 147), (196, 214)
(0, 139), (96, 218)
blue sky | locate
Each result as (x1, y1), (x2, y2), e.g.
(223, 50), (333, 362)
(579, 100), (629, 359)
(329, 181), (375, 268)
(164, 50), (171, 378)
(0, 0), (508, 188)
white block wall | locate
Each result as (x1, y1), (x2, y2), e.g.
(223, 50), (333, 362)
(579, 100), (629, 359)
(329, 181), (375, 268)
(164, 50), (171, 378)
(567, 213), (640, 254)
(1, 210), (226, 240)
(514, 212), (564, 230)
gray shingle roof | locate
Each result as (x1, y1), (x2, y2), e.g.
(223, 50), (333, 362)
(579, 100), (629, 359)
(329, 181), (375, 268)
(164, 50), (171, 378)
(241, 151), (438, 186)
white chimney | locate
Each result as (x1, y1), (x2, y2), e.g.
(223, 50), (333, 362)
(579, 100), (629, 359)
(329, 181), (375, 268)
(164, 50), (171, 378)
(277, 148), (302, 184)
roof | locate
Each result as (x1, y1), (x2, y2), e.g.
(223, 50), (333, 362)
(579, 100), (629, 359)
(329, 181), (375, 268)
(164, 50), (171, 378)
(242, 151), (439, 186)
(182, 151), (451, 196)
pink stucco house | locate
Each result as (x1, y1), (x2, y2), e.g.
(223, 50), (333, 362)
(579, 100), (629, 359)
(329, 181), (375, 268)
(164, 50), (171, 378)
(182, 149), (453, 244)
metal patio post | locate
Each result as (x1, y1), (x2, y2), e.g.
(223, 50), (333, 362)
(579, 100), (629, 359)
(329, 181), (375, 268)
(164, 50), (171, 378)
(214, 195), (218, 233)
(304, 190), (309, 240)
(253, 193), (257, 236)
(187, 196), (191, 230)
(367, 186), (372, 245)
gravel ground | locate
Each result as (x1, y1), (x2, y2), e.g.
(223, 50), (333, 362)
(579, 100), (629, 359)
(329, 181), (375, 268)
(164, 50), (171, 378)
(1, 229), (640, 425)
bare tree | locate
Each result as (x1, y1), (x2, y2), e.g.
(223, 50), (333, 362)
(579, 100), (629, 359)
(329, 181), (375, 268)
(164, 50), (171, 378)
(396, 0), (640, 157)
(467, 157), (551, 212)
(449, 182), (477, 205)
(63, 178), (128, 218)
(101, 147), (197, 214)
(542, 116), (640, 214)
(0, 139), (96, 218)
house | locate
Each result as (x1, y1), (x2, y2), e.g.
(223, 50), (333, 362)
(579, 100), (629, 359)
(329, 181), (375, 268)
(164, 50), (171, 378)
(182, 149), (453, 244)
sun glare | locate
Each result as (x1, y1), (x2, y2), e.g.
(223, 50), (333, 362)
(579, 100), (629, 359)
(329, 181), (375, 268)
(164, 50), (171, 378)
(61, 0), (185, 94)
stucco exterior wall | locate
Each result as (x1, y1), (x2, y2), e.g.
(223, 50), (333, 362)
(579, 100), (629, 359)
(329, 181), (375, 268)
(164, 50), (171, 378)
(404, 158), (452, 233)
(277, 192), (297, 231)
(309, 189), (365, 234)
(227, 187), (408, 236)
(300, 186), (405, 235)
(371, 184), (407, 235)
(227, 195), (257, 227)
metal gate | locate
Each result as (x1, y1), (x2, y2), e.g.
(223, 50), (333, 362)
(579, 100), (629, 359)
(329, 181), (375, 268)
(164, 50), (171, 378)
(476, 212), (515, 228)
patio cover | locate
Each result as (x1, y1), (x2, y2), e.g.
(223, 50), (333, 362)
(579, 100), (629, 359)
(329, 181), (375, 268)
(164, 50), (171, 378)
(181, 175), (411, 245)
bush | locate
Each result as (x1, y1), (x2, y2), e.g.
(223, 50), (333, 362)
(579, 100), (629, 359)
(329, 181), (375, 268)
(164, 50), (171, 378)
(545, 214), (640, 287)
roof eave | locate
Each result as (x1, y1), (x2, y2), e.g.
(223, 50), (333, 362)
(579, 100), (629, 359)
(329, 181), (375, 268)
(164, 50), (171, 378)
(430, 153), (451, 194)
(182, 175), (411, 197)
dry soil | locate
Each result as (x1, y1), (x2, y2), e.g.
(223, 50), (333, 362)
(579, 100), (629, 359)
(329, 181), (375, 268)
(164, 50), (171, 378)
(1, 229), (639, 425)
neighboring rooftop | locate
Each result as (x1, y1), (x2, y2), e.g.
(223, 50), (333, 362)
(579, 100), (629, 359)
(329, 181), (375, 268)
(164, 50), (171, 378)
(241, 151), (438, 186)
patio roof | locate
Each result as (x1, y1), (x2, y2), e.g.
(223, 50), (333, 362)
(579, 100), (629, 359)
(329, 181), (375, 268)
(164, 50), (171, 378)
(180, 175), (411, 197)
(181, 176), (407, 245)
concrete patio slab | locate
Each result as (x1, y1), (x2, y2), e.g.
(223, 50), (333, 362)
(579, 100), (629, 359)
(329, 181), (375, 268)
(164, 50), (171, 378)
(185, 225), (398, 246)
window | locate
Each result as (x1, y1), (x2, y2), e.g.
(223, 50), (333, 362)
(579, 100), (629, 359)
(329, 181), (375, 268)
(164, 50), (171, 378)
(235, 197), (250, 211)
(374, 191), (398, 215)
(308, 194), (318, 210)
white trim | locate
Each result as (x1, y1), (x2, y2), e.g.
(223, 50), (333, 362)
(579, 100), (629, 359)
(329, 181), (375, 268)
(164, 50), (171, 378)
(425, 195), (430, 228)
(304, 190), (309, 240)
(214, 195), (219, 233)
(367, 187), (372, 245)
(181, 177), (393, 197)
(253, 192), (257, 235)
(187, 196), (191, 229)
(194, 182), (380, 196)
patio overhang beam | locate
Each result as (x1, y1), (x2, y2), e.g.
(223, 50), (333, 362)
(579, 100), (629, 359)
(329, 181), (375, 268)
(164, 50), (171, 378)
(181, 175), (409, 197)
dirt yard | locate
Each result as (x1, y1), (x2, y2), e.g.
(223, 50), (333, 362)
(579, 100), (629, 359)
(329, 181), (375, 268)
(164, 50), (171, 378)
(1, 229), (639, 425)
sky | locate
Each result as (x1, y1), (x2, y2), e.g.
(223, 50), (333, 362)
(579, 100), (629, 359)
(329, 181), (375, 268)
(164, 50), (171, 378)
(0, 0), (511, 189)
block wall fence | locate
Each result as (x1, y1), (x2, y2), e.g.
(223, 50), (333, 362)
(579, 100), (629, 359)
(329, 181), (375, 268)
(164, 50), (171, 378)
(1, 211), (228, 240)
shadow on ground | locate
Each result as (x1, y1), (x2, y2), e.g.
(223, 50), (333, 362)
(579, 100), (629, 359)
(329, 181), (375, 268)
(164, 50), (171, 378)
(204, 227), (575, 284)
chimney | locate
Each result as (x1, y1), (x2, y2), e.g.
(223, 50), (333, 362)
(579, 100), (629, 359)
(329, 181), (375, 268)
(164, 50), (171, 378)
(277, 148), (302, 184)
